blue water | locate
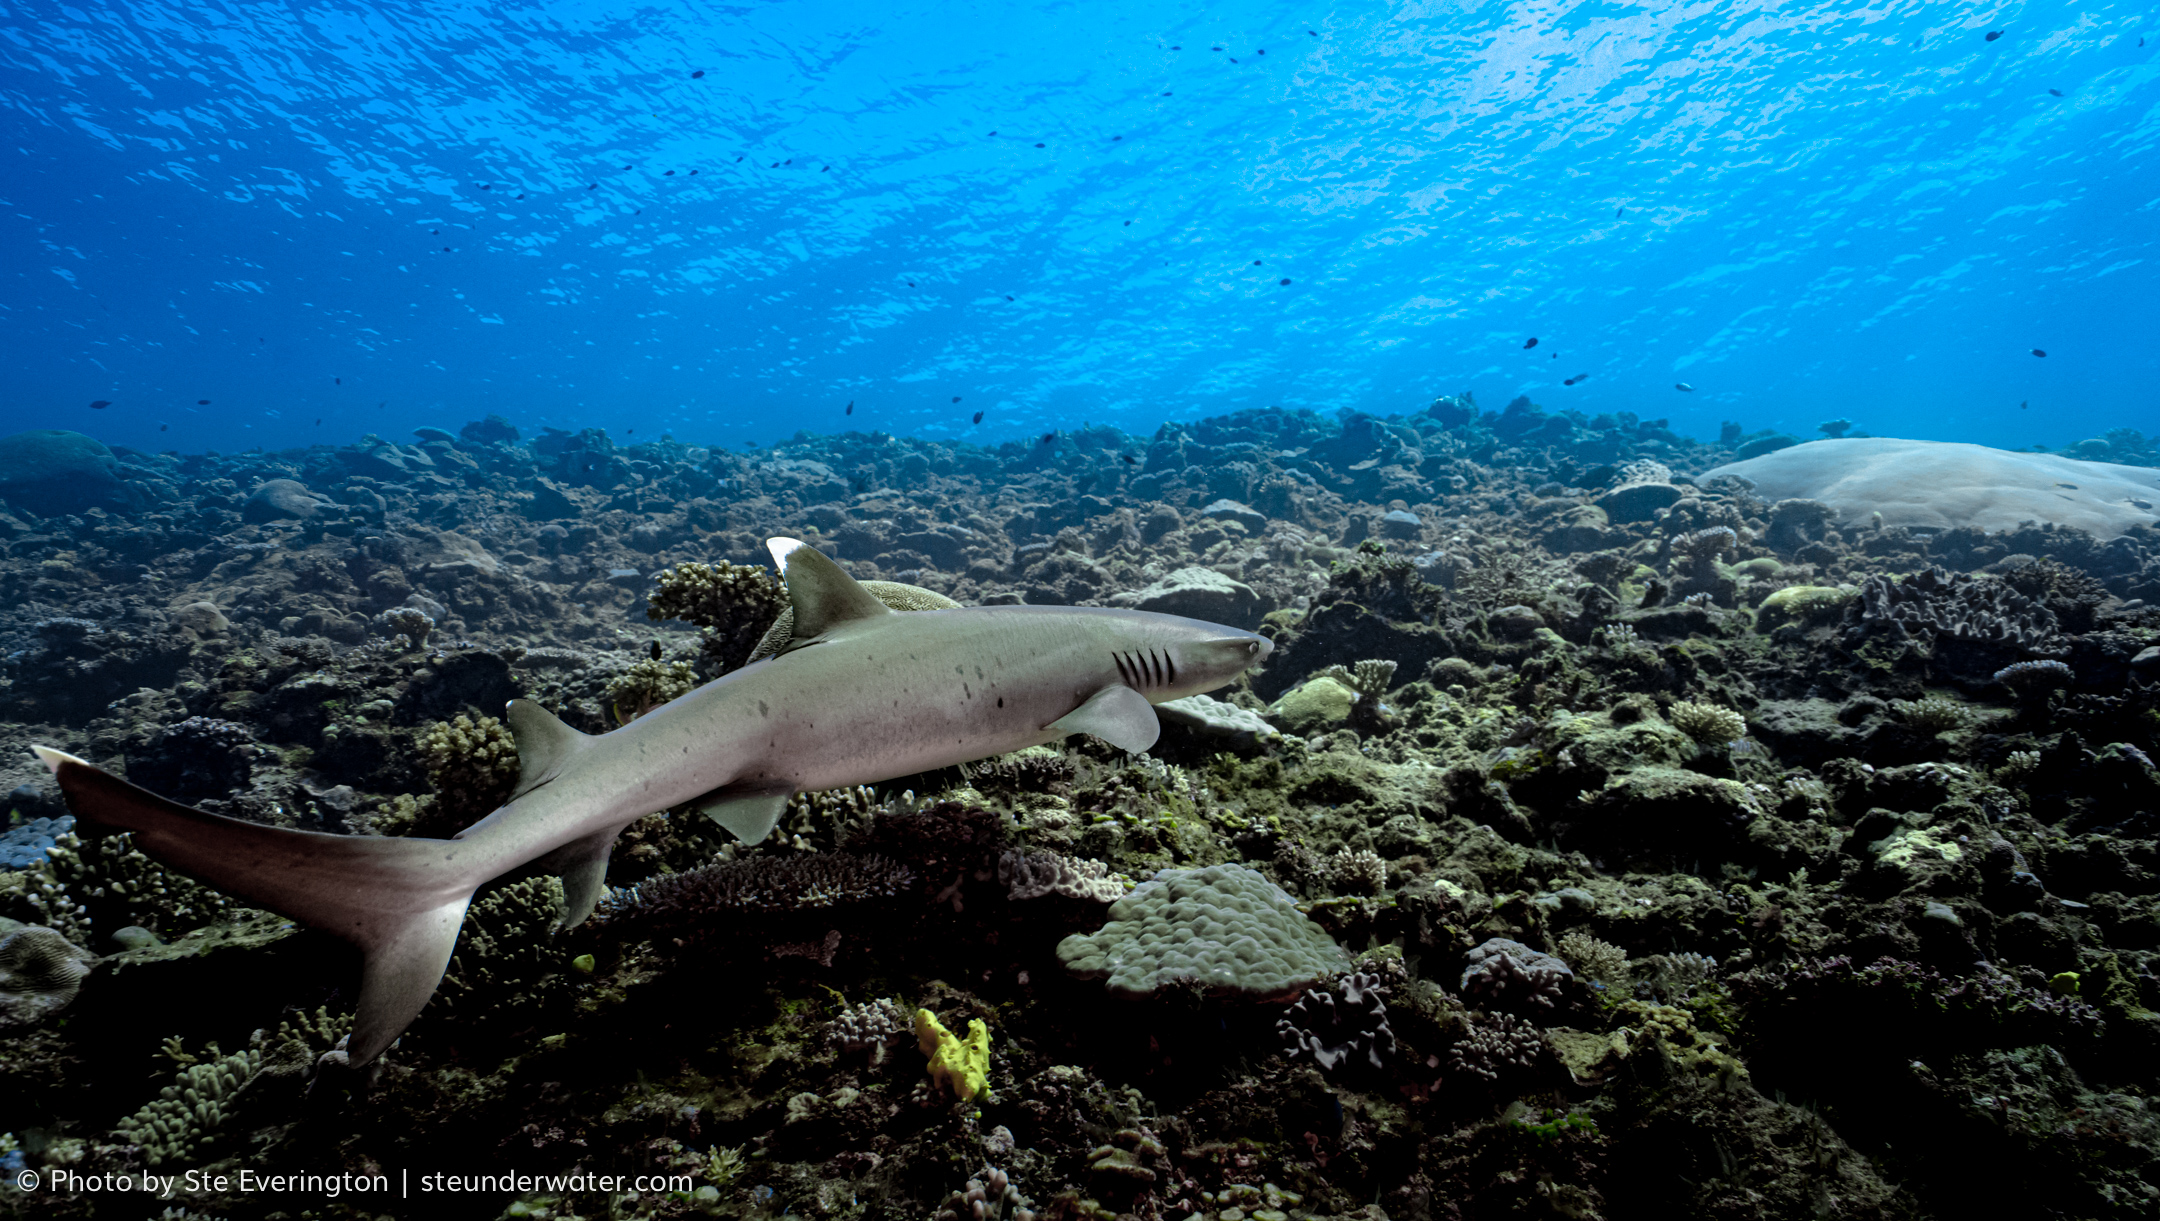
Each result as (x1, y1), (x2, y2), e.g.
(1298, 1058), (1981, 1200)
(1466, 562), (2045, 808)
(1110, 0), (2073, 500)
(3, 1), (2155, 457)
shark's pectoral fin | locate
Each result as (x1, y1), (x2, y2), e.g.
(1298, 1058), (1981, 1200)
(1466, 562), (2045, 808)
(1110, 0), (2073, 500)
(768, 537), (892, 640)
(538, 829), (617, 929)
(692, 786), (794, 845)
(504, 699), (592, 800)
(1049, 685), (1161, 754)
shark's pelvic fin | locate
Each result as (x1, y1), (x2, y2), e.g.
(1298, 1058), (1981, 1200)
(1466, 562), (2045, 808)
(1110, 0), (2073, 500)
(1050, 684), (1162, 754)
(692, 785), (793, 844)
(538, 828), (618, 929)
(504, 698), (591, 800)
(767, 537), (892, 641)
(31, 745), (494, 1066)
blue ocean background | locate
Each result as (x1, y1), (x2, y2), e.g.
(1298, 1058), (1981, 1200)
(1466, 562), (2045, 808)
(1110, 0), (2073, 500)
(3, 0), (2154, 457)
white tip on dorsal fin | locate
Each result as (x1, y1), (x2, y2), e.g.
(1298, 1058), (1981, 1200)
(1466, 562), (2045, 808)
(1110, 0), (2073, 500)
(765, 536), (892, 641)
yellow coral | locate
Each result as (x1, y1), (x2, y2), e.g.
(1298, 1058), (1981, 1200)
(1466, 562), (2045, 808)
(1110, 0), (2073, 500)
(915, 1008), (991, 1102)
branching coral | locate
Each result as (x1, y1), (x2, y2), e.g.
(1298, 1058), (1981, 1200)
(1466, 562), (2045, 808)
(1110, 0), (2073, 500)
(371, 605), (434, 649)
(1450, 1011), (1544, 1081)
(1995, 659), (2075, 699)
(419, 713), (522, 831)
(998, 849), (1126, 903)
(827, 997), (912, 1065)
(1859, 566), (2059, 650)
(605, 656), (700, 723)
(1328, 847), (1387, 896)
(1895, 696), (1975, 733)
(1667, 700), (1747, 745)
(1555, 931), (1629, 992)
(113, 1045), (264, 1166)
(645, 559), (787, 673)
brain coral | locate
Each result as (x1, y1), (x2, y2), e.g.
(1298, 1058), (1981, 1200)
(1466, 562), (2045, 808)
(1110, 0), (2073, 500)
(1055, 862), (1351, 998)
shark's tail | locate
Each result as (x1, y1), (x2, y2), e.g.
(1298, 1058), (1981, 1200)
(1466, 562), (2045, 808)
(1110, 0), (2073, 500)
(32, 745), (500, 1066)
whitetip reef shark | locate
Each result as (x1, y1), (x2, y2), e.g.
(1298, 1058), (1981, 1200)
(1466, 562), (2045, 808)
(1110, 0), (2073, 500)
(31, 538), (1273, 1065)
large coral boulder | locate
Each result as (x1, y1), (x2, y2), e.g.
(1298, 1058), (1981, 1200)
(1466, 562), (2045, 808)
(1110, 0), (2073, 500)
(0, 429), (127, 514)
(1111, 566), (1264, 628)
(1702, 438), (2160, 538)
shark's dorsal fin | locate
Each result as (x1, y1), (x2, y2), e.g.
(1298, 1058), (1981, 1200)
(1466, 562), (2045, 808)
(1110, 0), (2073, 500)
(504, 699), (590, 800)
(767, 537), (891, 641)
(1049, 685), (1161, 754)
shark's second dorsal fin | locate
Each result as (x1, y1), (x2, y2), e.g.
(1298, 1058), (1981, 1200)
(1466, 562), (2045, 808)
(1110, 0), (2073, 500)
(504, 698), (590, 800)
(767, 537), (892, 641)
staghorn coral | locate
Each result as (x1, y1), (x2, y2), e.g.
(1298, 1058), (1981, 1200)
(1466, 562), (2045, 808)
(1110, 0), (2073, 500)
(1555, 931), (1629, 992)
(113, 1045), (264, 1166)
(998, 849), (1126, 903)
(1637, 952), (1718, 1003)
(646, 559), (788, 673)
(1278, 970), (1397, 1071)
(1669, 525), (1737, 560)
(1450, 1011), (1544, 1081)
(1895, 695), (1976, 733)
(1056, 862), (1351, 999)
(0, 922), (96, 1028)
(32, 832), (238, 945)
(1318, 658), (1398, 699)
(419, 713), (523, 831)
(1666, 699), (1747, 745)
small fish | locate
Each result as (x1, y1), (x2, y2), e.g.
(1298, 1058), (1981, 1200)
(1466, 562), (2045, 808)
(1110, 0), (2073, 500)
(2020, 400), (2029, 409)
(1006, 295), (1014, 301)
(1279, 278), (1291, 285)
(1675, 383), (1695, 392)
(1986, 30), (2002, 42)
(159, 423), (168, 431)
(2031, 348), (2047, 357)
(692, 70), (705, 78)
(1041, 432), (1057, 445)
(2056, 482), (2079, 490)
(1523, 337), (1539, 349)
(89, 399), (111, 409)
(952, 396), (962, 403)
(1034, 143), (1044, 148)
(988, 131), (997, 137)
(479, 184), (490, 190)
(625, 428), (633, 435)
(336, 377), (342, 384)
(315, 418), (321, 426)
(845, 401), (854, 416)
(1615, 206), (1623, 217)
(971, 411), (984, 424)
(1253, 260), (1262, 265)
(2048, 89), (2063, 97)
(1121, 454), (1138, 464)
(197, 399), (210, 405)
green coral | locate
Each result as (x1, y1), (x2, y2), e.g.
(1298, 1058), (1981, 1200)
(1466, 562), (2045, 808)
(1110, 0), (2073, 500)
(1666, 699), (1747, 745)
(113, 1045), (264, 1166)
(606, 655), (701, 723)
(1056, 862), (1350, 998)
(1269, 675), (1357, 733)
(1756, 584), (1854, 630)
(434, 875), (569, 1028)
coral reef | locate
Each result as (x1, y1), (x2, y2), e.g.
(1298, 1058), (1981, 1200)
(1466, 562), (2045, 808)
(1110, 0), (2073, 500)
(1, 402), (2157, 1221)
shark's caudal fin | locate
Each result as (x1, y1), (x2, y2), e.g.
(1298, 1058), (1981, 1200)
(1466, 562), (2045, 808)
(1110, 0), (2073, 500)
(32, 746), (491, 1066)
(767, 536), (892, 642)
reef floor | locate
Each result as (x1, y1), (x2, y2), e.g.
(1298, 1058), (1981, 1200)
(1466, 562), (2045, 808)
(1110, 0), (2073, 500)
(2, 401), (2158, 1220)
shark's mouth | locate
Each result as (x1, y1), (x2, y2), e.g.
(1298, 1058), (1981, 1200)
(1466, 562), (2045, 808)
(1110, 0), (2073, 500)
(1112, 647), (1177, 691)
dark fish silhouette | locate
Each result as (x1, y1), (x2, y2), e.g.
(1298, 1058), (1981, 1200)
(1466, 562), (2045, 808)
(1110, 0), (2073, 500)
(1564, 374), (1590, 386)
(952, 396), (962, 403)
(1253, 260), (1262, 265)
(1523, 337), (1539, 349)
(159, 423), (168, 431)
(197, 399), (210, 405)
(1986, 30), (2002, 42)
(2021, 400), (2029, 409)
(2049, 89), (2063, 97)
(1041, 432), (1057, 445)
(845, 401), (854, 416)
(1616, 206), (1623, 217)
(315, 418), (321, 426)
(971, 411), (983, 424)
(692, 70), (705, 78)
(1034, 143), (1044, 148)
(1121, 454), (1138, 465)
(1279, 278), (1291, 285)
(2031, 348), (2048, 357)
(336, 377), (342, 384)
(89, 400), (111, 409)
(1675, 383), (1695, 392)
